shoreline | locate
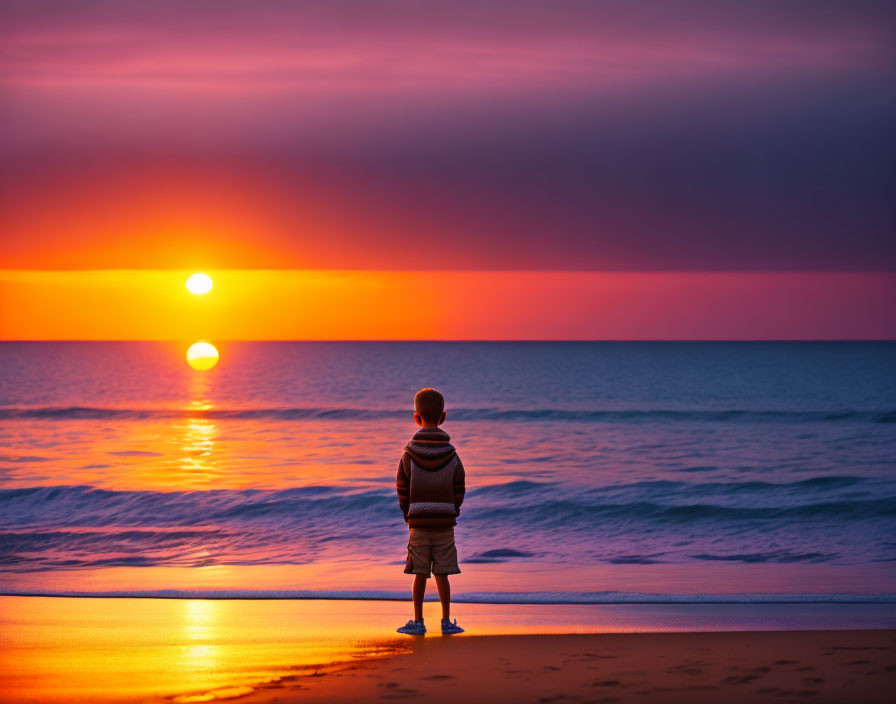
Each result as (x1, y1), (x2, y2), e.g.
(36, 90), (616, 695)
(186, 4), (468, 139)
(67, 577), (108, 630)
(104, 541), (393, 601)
(4, 589), (896, 604)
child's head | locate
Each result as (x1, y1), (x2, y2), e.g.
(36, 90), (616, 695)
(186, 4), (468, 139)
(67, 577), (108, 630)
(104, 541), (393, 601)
(414, 387), (446, 427)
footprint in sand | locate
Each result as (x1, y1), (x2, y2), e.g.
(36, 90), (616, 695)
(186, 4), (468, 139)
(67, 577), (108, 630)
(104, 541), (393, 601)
(377, 681), (420, 699)
(722, 675), (761, 685)
(667, 664), (703, 676)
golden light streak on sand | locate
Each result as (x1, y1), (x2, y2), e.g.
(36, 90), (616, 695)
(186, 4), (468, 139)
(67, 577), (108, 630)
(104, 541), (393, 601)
(0, 597), (410, 703)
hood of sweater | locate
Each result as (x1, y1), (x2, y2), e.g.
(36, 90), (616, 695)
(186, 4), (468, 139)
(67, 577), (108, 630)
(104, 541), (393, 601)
(404, 428), (457, 471)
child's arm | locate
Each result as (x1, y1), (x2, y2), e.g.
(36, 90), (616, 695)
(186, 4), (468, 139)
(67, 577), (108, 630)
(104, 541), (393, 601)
(396, 456), (410, 521)
(453, 456), (466, 516)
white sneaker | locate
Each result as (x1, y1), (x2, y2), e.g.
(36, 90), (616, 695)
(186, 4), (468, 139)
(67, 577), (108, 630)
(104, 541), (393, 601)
(396, 619), (426, 635)
(441, 618), (464, 635)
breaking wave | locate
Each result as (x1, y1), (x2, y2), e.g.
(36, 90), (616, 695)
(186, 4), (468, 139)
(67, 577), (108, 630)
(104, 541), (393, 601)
(2, 477), (894, 572)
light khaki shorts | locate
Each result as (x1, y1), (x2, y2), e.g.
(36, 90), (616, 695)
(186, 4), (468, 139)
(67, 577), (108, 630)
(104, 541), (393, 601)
(404, 527), (461, 577)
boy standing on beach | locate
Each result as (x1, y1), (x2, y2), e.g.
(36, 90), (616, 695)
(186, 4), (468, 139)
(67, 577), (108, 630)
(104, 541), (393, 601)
(395, 388), (466, 635)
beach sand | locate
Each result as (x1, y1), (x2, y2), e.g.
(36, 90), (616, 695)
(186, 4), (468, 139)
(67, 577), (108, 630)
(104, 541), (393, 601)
(258, 630), (896, 704)
(1, 597), (894, 703)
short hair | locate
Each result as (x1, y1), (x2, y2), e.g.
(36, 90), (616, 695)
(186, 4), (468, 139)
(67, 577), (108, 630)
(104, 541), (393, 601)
(414, 387), (445, 424)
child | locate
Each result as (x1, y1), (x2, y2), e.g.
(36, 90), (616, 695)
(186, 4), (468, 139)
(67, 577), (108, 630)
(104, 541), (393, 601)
(395, 387), (466, 635)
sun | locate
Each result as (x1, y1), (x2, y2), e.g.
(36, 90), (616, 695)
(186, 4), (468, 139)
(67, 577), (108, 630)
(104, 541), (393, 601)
(186, 341), (219, 370)
(186, 273), (213, 295)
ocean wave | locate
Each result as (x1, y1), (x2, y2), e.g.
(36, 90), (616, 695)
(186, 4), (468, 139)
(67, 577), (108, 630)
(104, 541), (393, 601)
(3, 479), (894, 570)
(1, 406), (894, 423)
(3, 479), (894, 529)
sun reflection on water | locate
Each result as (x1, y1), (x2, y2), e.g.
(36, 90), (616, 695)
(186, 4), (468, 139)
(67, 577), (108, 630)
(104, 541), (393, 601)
(176, 374), (219, 486)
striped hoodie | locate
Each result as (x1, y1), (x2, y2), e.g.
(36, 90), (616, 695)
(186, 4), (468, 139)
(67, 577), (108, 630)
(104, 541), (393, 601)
(396, 427), (466, 529)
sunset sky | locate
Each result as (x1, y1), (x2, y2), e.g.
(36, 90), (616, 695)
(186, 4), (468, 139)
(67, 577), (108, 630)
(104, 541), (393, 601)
(1, 0), (894, 339)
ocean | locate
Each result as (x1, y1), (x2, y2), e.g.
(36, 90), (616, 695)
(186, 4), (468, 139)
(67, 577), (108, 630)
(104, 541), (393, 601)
(1, 341), (894, 602)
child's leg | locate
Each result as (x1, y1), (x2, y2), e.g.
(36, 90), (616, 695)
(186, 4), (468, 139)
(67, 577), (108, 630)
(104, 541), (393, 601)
(433, 574), (450, 620)
(412, 574), (427, 621)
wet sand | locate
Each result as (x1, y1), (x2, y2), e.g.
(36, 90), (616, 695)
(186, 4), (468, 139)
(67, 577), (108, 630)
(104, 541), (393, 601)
(1, 597), (894, 703)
